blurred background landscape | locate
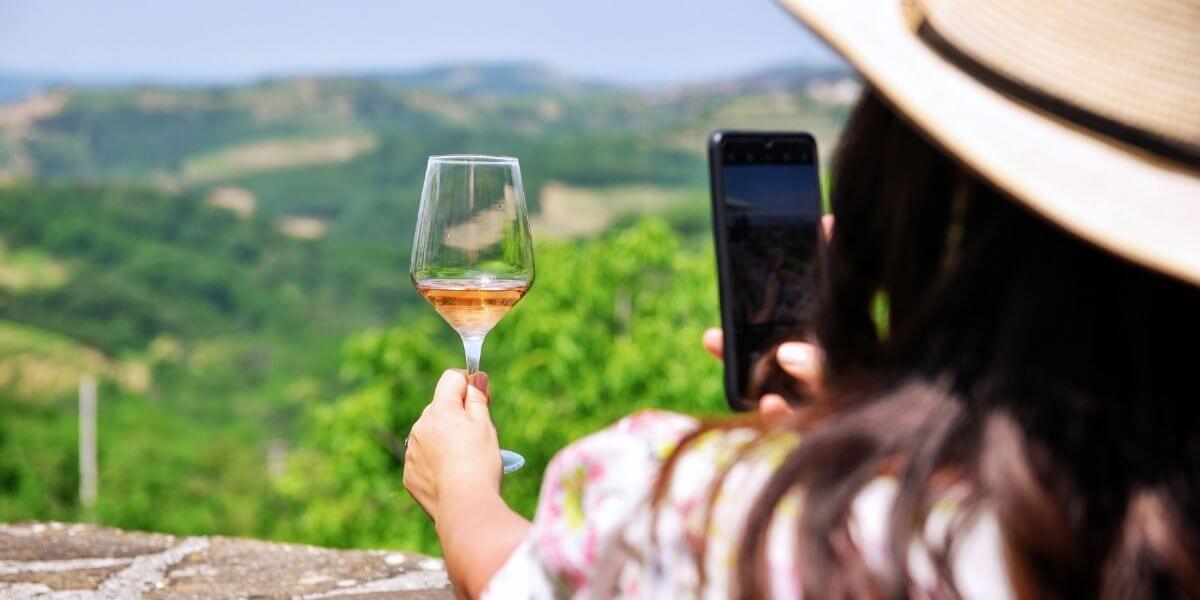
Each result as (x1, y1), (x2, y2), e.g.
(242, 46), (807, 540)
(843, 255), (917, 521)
(0, 0), (855, 553)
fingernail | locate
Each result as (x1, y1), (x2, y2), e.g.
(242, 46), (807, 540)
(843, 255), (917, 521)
(777, 343), (812, 366)
(761, 393), (786, 408)
(472, 372), (489, 394)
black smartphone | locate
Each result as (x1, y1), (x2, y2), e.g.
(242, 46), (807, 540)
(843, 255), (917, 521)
(709, 131), (823, 411)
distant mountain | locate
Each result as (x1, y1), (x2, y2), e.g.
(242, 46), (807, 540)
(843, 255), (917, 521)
(358, 61), (856, 98)
(0, 60), (859, 193)
(363, 62), (619, 97)
(0, 72), (234, 105)
(671, 61), (856, 97)
(0, 61), (857, 107)
(0, 64), (605, 105)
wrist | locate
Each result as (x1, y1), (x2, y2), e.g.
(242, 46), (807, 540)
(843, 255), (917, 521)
(434, 486), (530, 599)
(435, 480), (504, 529)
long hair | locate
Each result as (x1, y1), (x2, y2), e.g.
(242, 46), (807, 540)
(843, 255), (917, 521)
(675, 90), (1200, 598)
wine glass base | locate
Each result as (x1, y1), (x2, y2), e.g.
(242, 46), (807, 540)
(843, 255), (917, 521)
(500, 449), (525, 474)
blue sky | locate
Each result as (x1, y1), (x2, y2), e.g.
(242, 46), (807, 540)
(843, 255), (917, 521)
(0, 0), (840, 84)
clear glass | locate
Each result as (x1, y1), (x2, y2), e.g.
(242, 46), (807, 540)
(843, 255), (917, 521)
(411, 155), (534, 474)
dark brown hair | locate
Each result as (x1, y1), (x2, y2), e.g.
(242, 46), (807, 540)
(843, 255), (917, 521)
(670, 90), (1200, 598)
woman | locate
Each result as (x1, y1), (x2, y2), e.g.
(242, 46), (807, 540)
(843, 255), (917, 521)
(404, 0), (1200, 597)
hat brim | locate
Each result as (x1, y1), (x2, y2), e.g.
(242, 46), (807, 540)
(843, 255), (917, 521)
(780, 0), (1200, 286)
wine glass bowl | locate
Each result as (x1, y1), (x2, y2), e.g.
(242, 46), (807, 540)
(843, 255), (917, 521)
(411, 155), (533, 283)
(410, 155), (534, 474)
(414, 278), (529, 339)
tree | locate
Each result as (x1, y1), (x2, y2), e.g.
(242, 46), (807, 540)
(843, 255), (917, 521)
(275, 219), (726, 554)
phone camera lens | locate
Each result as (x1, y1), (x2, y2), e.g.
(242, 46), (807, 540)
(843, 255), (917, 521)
(746, 153), (754, 161)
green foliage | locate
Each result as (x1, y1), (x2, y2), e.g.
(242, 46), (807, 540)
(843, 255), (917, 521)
(0, 386), (275, 535)
(0, 182), (379, 534)
(0, 183), (298, 351)
(91, 391), (274, 536)
(871, 290), (891, 341)
(0, 393), (79, 521)
(31, 90), (325, 177)
(276, 219), (725, 553)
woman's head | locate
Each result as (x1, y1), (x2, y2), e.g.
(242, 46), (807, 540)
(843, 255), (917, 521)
(822, 90), (1200, 414)
(733, 89), (1200, 598)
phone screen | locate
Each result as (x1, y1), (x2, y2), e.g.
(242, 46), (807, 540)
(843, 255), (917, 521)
(718, 139), (821, 405)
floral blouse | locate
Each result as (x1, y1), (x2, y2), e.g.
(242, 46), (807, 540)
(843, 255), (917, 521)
(483, 410), (1012, 599)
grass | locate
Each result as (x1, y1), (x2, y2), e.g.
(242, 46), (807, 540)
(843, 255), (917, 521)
(0, 241), (69, 292)
(182, 133), (378, 182)
(0, 319), (111, 399)
(532, 182), (692, 239)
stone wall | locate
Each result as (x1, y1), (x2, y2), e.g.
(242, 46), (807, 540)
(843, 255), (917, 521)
(0, 522), (452, 599)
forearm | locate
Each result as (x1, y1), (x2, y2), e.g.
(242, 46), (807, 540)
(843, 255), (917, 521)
(436, 486), (531, 599)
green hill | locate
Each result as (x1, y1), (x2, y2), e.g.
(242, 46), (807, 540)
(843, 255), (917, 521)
(0, 63), (855, 543)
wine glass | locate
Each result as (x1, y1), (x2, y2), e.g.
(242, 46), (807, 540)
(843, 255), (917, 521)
(410, 155), (534, 474)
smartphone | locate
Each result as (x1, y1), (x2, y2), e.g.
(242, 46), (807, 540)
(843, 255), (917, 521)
(709, 131), (823, 411)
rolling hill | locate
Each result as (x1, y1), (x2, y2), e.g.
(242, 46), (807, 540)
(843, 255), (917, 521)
(0, 61), (857, 540)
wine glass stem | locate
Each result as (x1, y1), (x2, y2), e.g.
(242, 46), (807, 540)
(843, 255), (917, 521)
(462, 335), (484, 376)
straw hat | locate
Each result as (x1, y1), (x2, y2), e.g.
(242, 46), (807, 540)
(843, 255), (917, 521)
(779, 0), (1200, 285)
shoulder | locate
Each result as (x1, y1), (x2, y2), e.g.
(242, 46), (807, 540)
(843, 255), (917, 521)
(647, 425), (801, 596)
(537, 409), (702, 529)
(487, 410), (1012, 598)
(486, 411), (796, 597)
(486, 412), (807, 598)
(533, 410), (701, 552)
(548, 410), (700, 475)
(484, 411), (700, 596)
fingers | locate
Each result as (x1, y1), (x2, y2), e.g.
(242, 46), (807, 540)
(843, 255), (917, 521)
(703, 328), (723, 360)
(470, 371), (489, 397)
(777, 342), (820, 385)
(464, 371), (491, 422)
(821, 214), (835, 242)
(432, 369), (492, 413)
(432, 369), (468, 408)
(759, 394), (795, 422)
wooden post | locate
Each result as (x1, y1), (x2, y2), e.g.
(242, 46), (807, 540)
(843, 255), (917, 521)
(79, 376), (97, 511)
(267, 439), (286, 480)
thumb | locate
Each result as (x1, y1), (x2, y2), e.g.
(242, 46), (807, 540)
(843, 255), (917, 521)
(759, 394), (795, 423)
(465, 372), (491, 422)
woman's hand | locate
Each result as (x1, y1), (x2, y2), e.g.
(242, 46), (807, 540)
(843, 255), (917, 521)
(702, 328), (822, 422)
(403, 369), (501, 523)
(703, 214), (832, 421)
(404, 370), (530, 598)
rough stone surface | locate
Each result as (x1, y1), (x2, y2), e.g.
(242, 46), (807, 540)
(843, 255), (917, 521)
(0, 522), (452, 599)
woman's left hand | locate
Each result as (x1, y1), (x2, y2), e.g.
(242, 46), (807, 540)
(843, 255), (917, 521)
(403, 369), (501, 523)
(702, 328), (822, 423)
